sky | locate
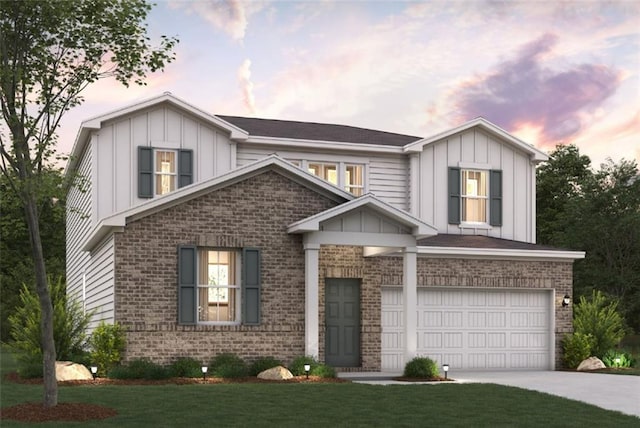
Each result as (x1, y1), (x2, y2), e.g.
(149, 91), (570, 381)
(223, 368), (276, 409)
(59, 0), (640, 168)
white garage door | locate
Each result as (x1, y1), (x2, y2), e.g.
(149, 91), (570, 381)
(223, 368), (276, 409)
(381, 288), (552, 371)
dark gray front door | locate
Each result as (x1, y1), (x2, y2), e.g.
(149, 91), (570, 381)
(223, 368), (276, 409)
(325, 278), (360, 367)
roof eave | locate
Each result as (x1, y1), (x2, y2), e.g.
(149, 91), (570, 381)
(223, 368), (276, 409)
(418, 245), (586, 261)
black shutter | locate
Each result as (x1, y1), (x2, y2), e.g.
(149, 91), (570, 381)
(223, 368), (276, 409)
(138, 146), (153, 198)
(448, 167), (461, 224)
(178, 245), (197, 325)
(242, 248), (261, 325)
(490, 170), (503, 226)
(178, 149), (193, 188)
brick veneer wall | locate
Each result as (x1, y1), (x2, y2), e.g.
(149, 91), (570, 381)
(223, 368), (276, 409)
(113, 170), (339, 365)
(320, 247), (574, 370)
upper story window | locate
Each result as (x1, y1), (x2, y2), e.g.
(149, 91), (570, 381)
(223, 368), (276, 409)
(138, 146), (193, 199)
(292, 159), (365, 196)
(155, 150), (177, 195)
(461, 170), (487, 223)
(448, 167), (502, 227)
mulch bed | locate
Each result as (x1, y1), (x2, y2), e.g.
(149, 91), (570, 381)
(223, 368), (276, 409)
(1, 371), (348, 423)
(393, 376), (455, 382)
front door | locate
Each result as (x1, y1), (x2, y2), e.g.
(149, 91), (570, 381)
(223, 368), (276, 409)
(325, 278), (360, 367)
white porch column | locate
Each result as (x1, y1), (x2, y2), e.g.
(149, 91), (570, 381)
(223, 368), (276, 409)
(304, 243), (320, 358)
(403, 246), (418, 363)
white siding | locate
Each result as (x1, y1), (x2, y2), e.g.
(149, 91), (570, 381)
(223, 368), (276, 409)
(417, 128), (536, 242)
(85, 235), (115, 329)
(94, 104), (234, 221)
(66, 144), (93, 303)
(237, 144), (409, 210)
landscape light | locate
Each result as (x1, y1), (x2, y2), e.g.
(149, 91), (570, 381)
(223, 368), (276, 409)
(90, 365), (98, 380)
(201, 366), (208, 381)
(304, 364), (311, 379)
(442, 364), (449, 380)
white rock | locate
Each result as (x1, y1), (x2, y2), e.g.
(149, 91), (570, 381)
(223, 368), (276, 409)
(55, 361), (93, 381)
(257, 365), (293, 380)
(576, 356), (606, 371)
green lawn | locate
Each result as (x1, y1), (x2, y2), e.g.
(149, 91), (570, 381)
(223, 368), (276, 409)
(1, 349), (638, 427)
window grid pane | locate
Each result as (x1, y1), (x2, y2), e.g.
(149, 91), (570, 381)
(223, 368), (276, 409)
(345, 164), (364, 195)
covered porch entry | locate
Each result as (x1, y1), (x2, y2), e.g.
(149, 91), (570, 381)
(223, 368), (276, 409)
(288, 194), (437, 369)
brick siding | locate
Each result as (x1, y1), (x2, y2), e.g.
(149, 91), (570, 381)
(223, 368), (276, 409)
(113, 169), (574, 370)
(114, 170), (339, 365)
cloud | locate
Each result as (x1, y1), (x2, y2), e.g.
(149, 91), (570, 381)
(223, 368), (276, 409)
(450, 33), (623, 148)
(176, 0), (265, 42)
(237, 59), (256, 114)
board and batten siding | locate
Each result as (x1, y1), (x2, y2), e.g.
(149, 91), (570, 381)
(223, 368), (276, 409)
(94, 104), (235, 221)
(417, 129), (535, 242)
(237, 144), (409, 210)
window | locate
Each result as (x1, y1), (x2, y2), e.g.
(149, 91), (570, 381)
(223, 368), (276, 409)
(448, 167), (502, 226)
(198, 250), (240, 323)
(461, 170), (487, 222)
(298, 160), (365, 196)
(155, 150), (177, 195)
(345, 164), (364, 196)
(308, 163), (338, 185)
(178, 246), (261, 326)
(138, 147), (193, 199)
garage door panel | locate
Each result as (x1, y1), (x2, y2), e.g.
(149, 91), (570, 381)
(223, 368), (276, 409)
(382, 288), (551, 370)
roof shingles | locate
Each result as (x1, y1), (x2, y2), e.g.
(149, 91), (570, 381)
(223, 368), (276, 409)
(217, 115), (421, 147)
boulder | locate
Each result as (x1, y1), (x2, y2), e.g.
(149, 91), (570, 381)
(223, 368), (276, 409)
(576, 356), (606, 371)
(257, 365), (293, 381)
(55, 361), (93, 381)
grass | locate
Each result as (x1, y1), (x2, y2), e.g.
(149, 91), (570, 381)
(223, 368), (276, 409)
(1, 347), (639, 427)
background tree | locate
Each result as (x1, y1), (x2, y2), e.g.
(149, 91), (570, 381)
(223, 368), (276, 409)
(537, 146), (640, 333)
(536, 144), (592, 244)
(0, 168), (66, 342)
(0, 0), (177, 407)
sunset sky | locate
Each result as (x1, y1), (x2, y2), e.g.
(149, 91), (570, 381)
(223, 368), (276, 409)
(59, 0), (639, 167)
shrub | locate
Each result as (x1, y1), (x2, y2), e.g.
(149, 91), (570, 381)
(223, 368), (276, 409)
(108, 358), (170, 380)
(403, 357), (439, 378)
(289, 355), (335, 378)
(169, 357), (204, 378)
(574, 291), (627, 358)
(88, 322), (126, 376)
(311, 363), (336, 378)
(602, 349), (636, 368)
(563, 332), (594, 369)
(289, 355), (318, 376)
(209, 353), (248, 378)
(8, 277), (92, 375)
(249, 356), (284, 376)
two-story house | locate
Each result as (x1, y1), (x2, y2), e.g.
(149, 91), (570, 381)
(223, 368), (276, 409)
(66, 93), (584, 372)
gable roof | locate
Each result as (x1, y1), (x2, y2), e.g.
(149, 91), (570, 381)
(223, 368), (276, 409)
(217, 115), (421, 147)
(82, 155), (353, 251)
(404, 117), (549, 162)
(288, 194), (438, 239)
(66, 93), (249, 175)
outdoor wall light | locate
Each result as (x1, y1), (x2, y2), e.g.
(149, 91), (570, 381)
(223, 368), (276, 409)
(304, 364), (311, 379)
(562, 295), (571, 307)
(90, 365), (98, 380)
(201, 366), (208, 381)
(442, 364), (449, 380)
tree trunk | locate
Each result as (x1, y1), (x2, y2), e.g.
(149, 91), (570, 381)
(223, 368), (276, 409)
(24, 193), (58, 407)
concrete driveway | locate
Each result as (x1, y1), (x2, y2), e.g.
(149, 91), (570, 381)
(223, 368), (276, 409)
(341, 371), (640, 418)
